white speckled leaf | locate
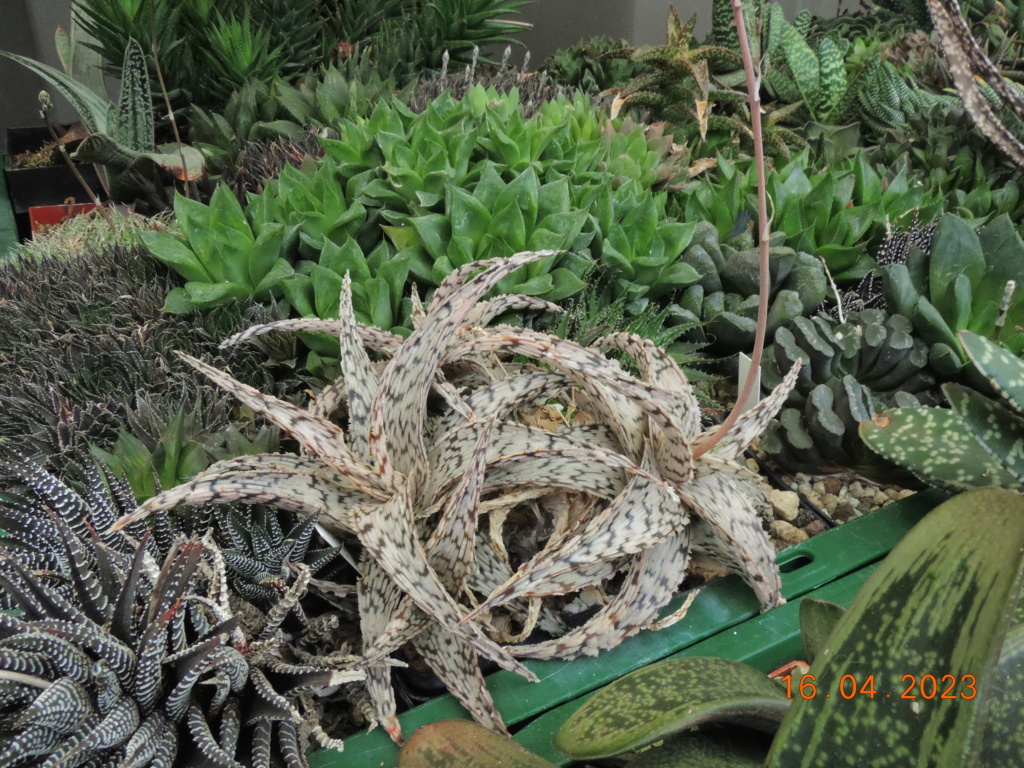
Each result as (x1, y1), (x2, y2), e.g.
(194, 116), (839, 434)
(428, 422), (630, 504)
(597, 333), (698, 483)
(219, 317), (403, 356)
(512, 534), (689, 660)
(433, 373), (571, 437)
(113, 466), (369, 535)
(352, 485), (536, 681)
(477, 444), (685, 604)
(598, 332), (702, 439)
(445, 331), (689, 465)
(466, 295), (562, 328)
(414, 625), (508, 734)
(358, 560), (407, 742)
(178, 354), (387, 498)
(961, 331), (1024, 416)
(425, 420), (492, 591)
(695, 361), (801, 461)
(368, 251), (556, 502)
(338, 273), (380, 462)
(676, 469), (782, 610)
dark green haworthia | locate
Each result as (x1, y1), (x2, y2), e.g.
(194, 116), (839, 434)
(553, 656), (790, 759)
(766, 488), (1024, 767)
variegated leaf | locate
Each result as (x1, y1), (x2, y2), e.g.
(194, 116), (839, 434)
(178, 354), (387, 498)
(352, 486), (536, 681)
(368, 251), (557, 502)
(512, 534), (690, 660)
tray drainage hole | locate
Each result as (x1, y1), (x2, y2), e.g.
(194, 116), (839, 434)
(778, 554), (814, 573)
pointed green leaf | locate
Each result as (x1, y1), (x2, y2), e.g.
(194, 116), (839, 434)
(799, 598), (844, 664)
(961, 330), (1024, 416)
(860, 406), (1019, 491)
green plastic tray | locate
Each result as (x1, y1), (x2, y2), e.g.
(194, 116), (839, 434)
(312, 489), (946, 768)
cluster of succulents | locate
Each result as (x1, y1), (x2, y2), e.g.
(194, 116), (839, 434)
(668, 223), (828, 355)
(147, 85), (699, 359)
(0, 238), (296, 492)
(103, 251), (799, 741)
(0, 455), (364, 767)
(880, 212), (1024, 374)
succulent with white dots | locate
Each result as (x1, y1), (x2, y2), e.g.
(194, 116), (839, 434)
(114, 251), (799, 740)
(0, 457), (363, 767)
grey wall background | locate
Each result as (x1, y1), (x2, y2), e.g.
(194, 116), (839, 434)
(1, 0), (77, 145)
(1, 0), (858, 143)
(516, 0), (860, 62)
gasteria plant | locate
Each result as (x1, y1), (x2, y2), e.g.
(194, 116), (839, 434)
(0, 36), (204, 202)
(758, 309), (941, 479)
(112, 251), (800, 739)
(860, 330), (1024, 491)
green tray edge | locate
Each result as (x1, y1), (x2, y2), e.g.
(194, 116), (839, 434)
(312, 488), (946, 768)
(515, 554), (887, 765)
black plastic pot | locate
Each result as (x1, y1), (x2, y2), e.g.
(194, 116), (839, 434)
(4, 125), (106, 242)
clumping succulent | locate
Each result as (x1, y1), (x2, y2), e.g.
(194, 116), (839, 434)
(0, 455), (365, 767)
(881, 212), (1024, 375)
(758, 309), (941, 479)
(0, 241), (290, 466)
(113, 251), (800, 741)
(861, 330), (1024, 491)
(671, 223), (828, 355)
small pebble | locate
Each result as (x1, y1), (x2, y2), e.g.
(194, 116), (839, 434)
(872, 491), (889, 507)
(771, 520), (809, 546)
(812, 481), (826, 496)
(832, 502), (859, 523)
(823, 477), (843, 495)
(746, 458), (759, 472)
(769, 489), (801, 522)
(820, 492), (839, 511)
(848, 481), (865, 498)
(803, 520), (828, 537)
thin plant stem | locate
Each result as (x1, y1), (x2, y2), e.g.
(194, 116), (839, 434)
(39, 94), (116, 232)
(150, 0), (192, 198)
(693, 0), (771, 459)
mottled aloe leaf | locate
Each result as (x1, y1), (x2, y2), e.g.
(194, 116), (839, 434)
(767, 488), (1024, 767)
(944, 383), (1024, 484)
(397, 720), (557, 768)
(644, 730), (772, 767)
(798, 598), (843, 664)
(976, 625), (1024, 764)
(859, 407), (1019, 491)
(961, 330), (1024, 415)
(553, 656), (790, 760)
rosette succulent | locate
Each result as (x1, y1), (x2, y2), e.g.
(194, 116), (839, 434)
(0, 456), (364, 767)
(113, 251), (799, 741)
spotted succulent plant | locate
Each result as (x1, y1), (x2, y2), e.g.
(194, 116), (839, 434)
(114, 251), (800, 740)
(0, 456), (364, 767)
